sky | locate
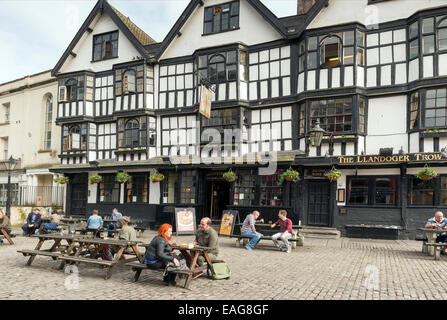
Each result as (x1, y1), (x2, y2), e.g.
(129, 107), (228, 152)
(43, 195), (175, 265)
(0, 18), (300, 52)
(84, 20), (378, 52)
(0, 0), (298, 84)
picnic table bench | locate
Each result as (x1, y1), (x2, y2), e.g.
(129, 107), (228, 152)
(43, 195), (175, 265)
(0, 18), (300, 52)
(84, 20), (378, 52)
(58, 238), (143, 279)
(17, 234), (86, 267)
(0, 227), (15, 245)
(230, 223), (303, 250)
(418, 228), (447, 260)
(126, 244), (215, 289)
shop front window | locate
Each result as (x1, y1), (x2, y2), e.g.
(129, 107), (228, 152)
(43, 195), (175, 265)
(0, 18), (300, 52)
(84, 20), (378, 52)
(375, 178), (396, 205)
(348, 178), (369, 204)
(180, 171), (196, 204)
(126, 174), (148, 203)
(99, 174), (120, 203)
(260, 172), (283, 206)
(233, 170), (255, 206)
(409, 177), (434, 205)
(162, 172), (178, 204)
(348, 176), (398, 205)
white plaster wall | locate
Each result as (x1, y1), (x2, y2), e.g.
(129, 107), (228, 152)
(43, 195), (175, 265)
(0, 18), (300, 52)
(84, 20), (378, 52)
(0, 71), (60, 170)
(366, 95), (408, 154)
(161, 0), (282, 60)
(59, 14), (142, 74)
(308, 0), (447, 29)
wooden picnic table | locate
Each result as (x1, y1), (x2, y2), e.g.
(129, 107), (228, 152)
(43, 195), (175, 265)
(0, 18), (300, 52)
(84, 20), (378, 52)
(172, 245), (213, 288)
(418, 228), (447, 256)
(0, 227), (14, 245)
(58, 238), (143, 279)
(17, 234), (86, 268)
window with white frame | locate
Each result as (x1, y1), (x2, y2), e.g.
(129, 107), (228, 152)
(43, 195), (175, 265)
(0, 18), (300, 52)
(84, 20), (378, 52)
(248, 46), (291, 100)
(95, 74), (114, 116)
(97, 123), (116, 159)
(2, 137), (8, 160)
(161, 116), (197, 156)
(159, 63), (194, 109)
(2, 102), (9, 123)
(250, 106), (292, 152)
(366, 27), (407, 86)
(44, 95), (52, 150)
(320, 36), (342, 67)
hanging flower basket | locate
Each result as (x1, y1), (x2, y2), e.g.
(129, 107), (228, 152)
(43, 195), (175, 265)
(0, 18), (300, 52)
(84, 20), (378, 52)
(278, 169), (299, 185)
(54, 176), (69, 184)
(151, 172), (165, 183)
(116, 172), (131, 183)
(223, 170), (237, 182)
(325, 169), (342, 182)
(89, 175), (102, 184)
(415, 167), (438, 181)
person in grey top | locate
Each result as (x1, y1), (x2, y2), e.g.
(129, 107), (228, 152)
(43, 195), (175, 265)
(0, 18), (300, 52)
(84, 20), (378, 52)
(241, 210), (264, 250)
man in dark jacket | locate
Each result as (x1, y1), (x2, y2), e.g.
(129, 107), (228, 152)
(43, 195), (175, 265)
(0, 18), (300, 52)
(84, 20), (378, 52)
(22, 208), (41, 236)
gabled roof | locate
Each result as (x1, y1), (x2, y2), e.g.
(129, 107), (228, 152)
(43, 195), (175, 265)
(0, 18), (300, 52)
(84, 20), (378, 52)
(51, 0), (157, 76)
(152, 0), (329, 61)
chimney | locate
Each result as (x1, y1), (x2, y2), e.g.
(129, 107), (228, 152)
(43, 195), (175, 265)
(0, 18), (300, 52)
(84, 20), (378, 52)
(297, 0), (317, 15)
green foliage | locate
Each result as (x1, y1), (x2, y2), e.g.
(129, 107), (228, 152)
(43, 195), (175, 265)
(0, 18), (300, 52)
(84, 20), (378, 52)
(415, 167), (438, 180)
(89, 175), (102, 184)
(116, 172), (131, 183)
(325, 169), (342, 182)
(278, 169), (299, 185)
(222, 170), (237, 182)
(54, 176), (69, 184)
(150, 172), (165, 182)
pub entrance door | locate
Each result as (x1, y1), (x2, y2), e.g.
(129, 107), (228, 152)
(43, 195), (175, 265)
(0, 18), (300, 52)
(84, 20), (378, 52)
(307, 180), (331, 226)
(68, 173), (87, 216)
(206, 181), (231, 220)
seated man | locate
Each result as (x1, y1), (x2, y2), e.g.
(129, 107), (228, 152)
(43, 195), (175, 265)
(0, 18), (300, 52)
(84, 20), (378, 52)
(108, 208), (122, 236)
(118, 216), (136, 241)
(270, 209), (294, 254)
(0, 210), (11, 243)
(22, 208), (41, 237)
(194, 217), (219, 266)
(39, 210), (61, 234)
(425, 211), (447, 254)
(87, 209), (103, 238)
(241, 210), (264, 251)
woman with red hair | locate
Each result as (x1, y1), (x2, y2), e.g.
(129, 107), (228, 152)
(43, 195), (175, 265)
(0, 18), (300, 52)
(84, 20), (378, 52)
(144, 223), (181, 286)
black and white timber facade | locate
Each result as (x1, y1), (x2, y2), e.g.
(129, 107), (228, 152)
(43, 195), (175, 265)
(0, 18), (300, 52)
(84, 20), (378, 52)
(50, 0), (447, 240)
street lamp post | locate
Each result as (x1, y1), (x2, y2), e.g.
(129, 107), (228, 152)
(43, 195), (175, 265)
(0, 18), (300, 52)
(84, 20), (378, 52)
(3, 156), (17, 218)
(307, 120), (334, 156)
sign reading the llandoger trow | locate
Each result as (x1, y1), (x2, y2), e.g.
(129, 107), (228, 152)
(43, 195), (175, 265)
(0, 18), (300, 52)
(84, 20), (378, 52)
(337, 153), (444, 164)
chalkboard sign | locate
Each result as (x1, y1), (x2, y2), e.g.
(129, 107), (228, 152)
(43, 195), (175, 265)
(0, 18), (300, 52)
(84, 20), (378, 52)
(175, 207), (196, 235)
(219, 210), (239, 236)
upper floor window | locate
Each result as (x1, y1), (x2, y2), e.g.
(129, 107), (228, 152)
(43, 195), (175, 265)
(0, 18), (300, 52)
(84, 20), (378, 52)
(310, 97), (353, 133)
(44, 95), (53, 150)
(438, 17), (447, 52)
(204, 1), (239, 35)
(93, 31), (118, 61)
(62, 124), (87, 151)
(123, 70), (136, 94)
(198, 51), (238, 84)
(118, 116), (148, 148)
(59, 76), (85, 102)
(320, 36), (341, 67)
(425, 88), (447, 128)
(2, 103), (10, 123)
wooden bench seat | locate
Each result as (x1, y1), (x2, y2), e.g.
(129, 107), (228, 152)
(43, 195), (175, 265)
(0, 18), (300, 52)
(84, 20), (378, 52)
(58, 256), (115, 266)
(425, 243), (447, 260)
(125, 261), (193, 288)
(17, 249), (62, 258)
(230, 234), (301, 250)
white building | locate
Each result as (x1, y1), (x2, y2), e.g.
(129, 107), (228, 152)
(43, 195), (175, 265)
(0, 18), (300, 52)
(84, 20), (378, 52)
(0, 70), (64, 221)
(48, 0), (447, 239)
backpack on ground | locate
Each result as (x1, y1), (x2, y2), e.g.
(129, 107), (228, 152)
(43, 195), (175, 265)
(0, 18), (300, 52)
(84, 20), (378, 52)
(208, 262), (231, 280)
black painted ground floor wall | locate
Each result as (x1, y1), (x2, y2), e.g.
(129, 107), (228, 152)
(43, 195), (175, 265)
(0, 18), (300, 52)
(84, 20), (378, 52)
(62, 164), (445, 240)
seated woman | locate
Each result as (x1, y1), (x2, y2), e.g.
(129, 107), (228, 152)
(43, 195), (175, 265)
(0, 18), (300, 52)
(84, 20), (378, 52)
(87, 209), (103, 238)
(39, 210), (61, 234)
(144, 223), (181, 286)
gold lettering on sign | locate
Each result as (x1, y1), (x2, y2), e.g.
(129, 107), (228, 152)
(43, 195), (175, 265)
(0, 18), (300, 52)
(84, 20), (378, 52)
(336, 153), (442, 164)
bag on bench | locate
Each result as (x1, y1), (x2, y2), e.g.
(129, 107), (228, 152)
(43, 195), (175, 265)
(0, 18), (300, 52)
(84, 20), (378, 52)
(165, 258), (189, 273)
(209, 262), (231, 280)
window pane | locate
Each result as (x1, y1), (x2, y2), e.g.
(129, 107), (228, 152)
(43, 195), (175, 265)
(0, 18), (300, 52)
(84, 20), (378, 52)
(410, 177), (434, 205)
(423, 18), (434, 34)
(348, 178), (368, 204)
(423, 35), (435, 55)
(375, 178), (396, 204)
(343, 47), (354, 64)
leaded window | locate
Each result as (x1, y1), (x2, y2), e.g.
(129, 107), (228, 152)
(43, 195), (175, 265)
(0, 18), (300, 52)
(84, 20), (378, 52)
(93, 31), (118, 61)
(310, 98), (353, 133)
(233, 170), (255, 206)
(348, 176), (398, 205)
(320, 36), (342, 67)
(162, 172), (178, 204)
(204, 1), (239, 35)
(44, 95), (52, 150)
(425, 88), (447, 128)
(409, 177), (434, 205)
(62, 124), (87, 151)
(125, 173), (148, 203)
(118, 117), (147, 148)
(180, 171), (196, 204)
(99, 174), (120, 203)
(260, 172), (283, 206)
(438, 17), (447, 52)
(410, 92), (419, 129)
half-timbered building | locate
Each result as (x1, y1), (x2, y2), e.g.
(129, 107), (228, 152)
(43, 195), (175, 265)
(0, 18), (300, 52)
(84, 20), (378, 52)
(50, 0), (447, 240)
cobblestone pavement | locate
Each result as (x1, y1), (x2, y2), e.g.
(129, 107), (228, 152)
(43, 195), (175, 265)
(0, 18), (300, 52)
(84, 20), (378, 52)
(1, 228), (447, 300)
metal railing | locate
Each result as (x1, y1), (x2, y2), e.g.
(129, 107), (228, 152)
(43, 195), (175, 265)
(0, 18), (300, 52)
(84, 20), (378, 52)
(0, 186), (65, 207)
